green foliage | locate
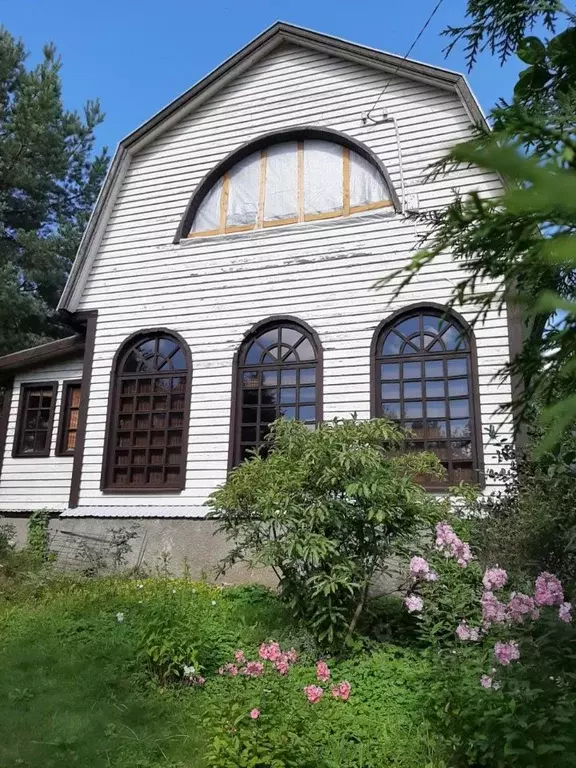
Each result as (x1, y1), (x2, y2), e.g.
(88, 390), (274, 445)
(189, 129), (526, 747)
(0, 27), (108, 354)
(207, 417), (444, 650)
(27, 509), (50, 560)
(204, 700), (321, 768)
(467, 431), (576, 589)
(381, 3), (576, 448)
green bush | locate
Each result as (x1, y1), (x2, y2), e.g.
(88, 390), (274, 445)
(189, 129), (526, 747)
(207, 417), (444, 650)
(468, 431), (576, 589)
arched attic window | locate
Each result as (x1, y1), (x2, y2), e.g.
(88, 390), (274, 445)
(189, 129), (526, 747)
(102, 331), (191, 492)
(372, 306), (483, 489)
(176, 129), (399, 240)
(231, 318), (322, 466)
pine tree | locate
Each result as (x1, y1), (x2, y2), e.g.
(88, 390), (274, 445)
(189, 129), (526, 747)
(0, 27), (108, 355)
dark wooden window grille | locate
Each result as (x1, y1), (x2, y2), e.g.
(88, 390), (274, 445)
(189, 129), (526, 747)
(374, 310), (479, 487)
(234, 323), (319, 465)
(13, 383), (57, 458)
(57, 381), (81, 456)
(105, 335), (190, 490)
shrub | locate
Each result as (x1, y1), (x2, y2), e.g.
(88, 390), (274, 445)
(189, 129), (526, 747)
(406, 518), (576, 767)
(207, 417), (444, 650)
(467, 431), (576, 589)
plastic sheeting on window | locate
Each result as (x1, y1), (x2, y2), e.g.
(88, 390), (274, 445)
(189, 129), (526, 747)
(303, 141), (343, 216)
(191, 176), (222, 232)
(350, 151), (389, 208)
(264, 142), (298, 222)
(227, 151), (260, 228)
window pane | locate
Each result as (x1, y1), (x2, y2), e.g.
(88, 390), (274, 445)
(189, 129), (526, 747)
(192, 177), (222, 232)
(227, 152), (260, 227)
(280, 369), (297, 386)
(422, 315), (446, 335)
(396, 317), (419, 337)
(381, 363), (399, 379)
(403, 362), (421, 379)
(450, 419), (471, 437)
(404, 402), (423, 418)
(425, 360), (444, 378)
(280, 388), (296, 404)
(262, 371), (277, 386)
(451, 441), (472, 459)
(427, 420), (447, 438)
(382, 402), (400, 419)
(425, 380), (444, 397)
(448, 378), (469, 396)
(298, 405), (316, 422)
(381, 382), (400, 399)
(404, 420), (425, 437)
(304, 140), (343, 215)
(280, 406), (296, 420)
(382, 332), (402, 355)
(295, 338), (314, 361)
(264, 142), (298, 222)
(442, 324), (467, 350)
(350, 151), (389, 207)
(448, 358), (468, 376)
(299, 369), (315, 385)
(427, 401), (446, 418)
(404, 381), (422, 399)
(300, 386), (316, 402)
(449, 400), (470, 418)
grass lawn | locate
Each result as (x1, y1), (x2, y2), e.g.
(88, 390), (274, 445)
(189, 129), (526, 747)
(0, 576), (442, 768)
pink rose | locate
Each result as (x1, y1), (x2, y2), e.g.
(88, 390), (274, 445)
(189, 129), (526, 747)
(249, 708), (260, 720)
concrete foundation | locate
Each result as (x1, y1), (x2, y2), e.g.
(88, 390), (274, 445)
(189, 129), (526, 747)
(1, 515), (277, 586)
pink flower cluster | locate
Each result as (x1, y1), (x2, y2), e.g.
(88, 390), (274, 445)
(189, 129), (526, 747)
(480, 674), (500, 690)
(435, 522), (473, 567)
(409, 556), (438, 582)
(494, 640), (520, 666)
(482, 567), (508, 591)
(535, 572), (564, 607)
(455, 621), (480, 642)
(507, 592), (539, 623)
(259, 642), (297, 675)
(303, 679), (351, 703)
(559, 602), (573, 623)
(217, 662), (240, 677)
(316, 661), (331, 682)
(404, 594), (424, 613)
(481, 591), (508, 626)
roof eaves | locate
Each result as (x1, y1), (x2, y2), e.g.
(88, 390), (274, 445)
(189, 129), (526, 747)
(0, 335), (85, 376)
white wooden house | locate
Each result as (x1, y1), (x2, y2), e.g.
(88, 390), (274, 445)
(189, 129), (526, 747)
(0, 24), (517, 568)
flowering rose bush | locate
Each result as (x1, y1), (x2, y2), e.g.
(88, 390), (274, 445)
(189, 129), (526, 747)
(405, 519), (576, 767)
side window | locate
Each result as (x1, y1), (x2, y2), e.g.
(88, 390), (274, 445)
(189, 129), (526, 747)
(102, 333), (191, 491)
(13, 383), (58, 458)
(56, 381), (82, 456)
(373, 308), (482, 487)
(232, 320), (322, 465)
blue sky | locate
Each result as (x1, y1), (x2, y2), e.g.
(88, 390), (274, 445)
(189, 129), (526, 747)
(2, 0), (526, 153)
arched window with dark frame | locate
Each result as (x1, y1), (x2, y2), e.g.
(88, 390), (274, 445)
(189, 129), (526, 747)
(102, 331), (191, 491)
(372, 306), (483, 487)
(231, 318), (322, 466)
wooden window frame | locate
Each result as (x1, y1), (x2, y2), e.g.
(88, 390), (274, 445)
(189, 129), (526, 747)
(12, 381), (58, 459)
(101, 331), (192, 494)
(229, 316), (324, 469)
(188, 138), (394, 239)
(371, 304), (484, 490)
(56, 380), (82, 457)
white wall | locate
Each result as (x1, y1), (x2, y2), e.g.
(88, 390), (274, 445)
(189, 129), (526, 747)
(0, 358), (84, 511)
(72, 43), (510, 515)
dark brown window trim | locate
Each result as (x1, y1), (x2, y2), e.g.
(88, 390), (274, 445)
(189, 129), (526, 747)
(56, 380), (82, 457)
(69, 310), (98, 509)
(12, 381), (58, 459)
(370, 302), (485, 490)
(0, 380), (14, 480)
(228, 315), (324, 471)
(100, 328), (192, 494)
(174, 126), (401, 243)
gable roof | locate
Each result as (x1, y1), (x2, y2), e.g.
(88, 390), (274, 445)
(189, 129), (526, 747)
(0, 335), (85, 378)
(58, 21), (488, 313)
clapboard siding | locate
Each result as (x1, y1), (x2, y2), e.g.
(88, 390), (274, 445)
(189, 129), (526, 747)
(65, 43), (511, 513)
(0, 358), (84, 511)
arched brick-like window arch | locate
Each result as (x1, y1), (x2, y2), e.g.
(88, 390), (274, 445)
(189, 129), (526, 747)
(372, 305), (483, 488)
(230, 317), (323, 466)
(102, 331), (191, 491)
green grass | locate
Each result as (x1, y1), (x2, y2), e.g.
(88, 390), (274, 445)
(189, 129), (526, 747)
(0, 576), (443, 768)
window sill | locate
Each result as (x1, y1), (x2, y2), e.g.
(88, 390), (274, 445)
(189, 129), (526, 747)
(101, 485), (185, 494)
(179, 207), (397, 246)
(12, 452), (52, 459)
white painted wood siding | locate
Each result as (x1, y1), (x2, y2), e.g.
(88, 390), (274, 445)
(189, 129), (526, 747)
(0, 358), (84, 511)
(73, 44), (510, 515)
